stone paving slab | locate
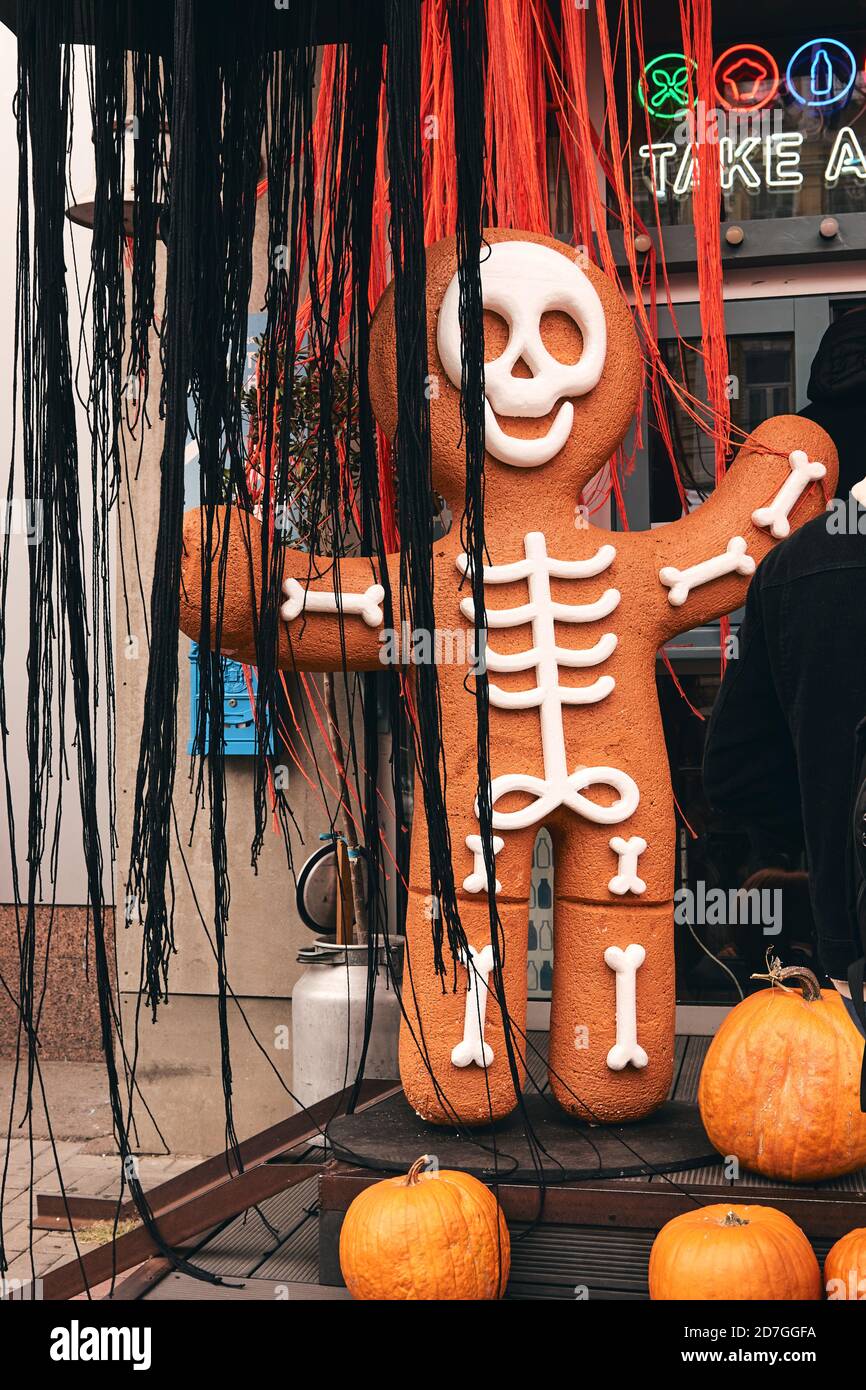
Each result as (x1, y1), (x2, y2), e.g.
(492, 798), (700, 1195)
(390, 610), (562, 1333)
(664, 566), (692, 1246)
(1, 1063), (207, 1292)
(0, 1061), (113, 1144)
(1, 1060), (236, 1294)
(1, 1218), (36, 1256)
(1, 1148), (195, 1285)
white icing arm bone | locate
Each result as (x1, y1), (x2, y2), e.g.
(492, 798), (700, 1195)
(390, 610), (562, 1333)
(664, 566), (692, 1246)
(608, 836), (647, 896)
(751, 449), (826, 540)
(451, 944), (496, 1069)
(604, 943), (648, 1071)
(463, 834), (504, 895)
(280, 577), (385, 628)
(456, 541), (617, 585)
(659, 536), (755, 608)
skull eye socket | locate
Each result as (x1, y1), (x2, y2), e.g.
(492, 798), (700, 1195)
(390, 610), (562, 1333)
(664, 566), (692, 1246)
(482, 309), (510, 364)
(540, 310), (584, 367)
(481, 308), (585, 376)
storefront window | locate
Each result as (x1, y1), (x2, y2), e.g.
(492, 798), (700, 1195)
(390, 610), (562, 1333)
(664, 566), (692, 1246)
(528, 829), (554, 1001)
(645, 326), (804, 1003)
(649, 334), (795, 524)
(832, 295), (866, 322)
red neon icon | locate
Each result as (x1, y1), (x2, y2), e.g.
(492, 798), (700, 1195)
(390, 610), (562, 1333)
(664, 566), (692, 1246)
(713, 44), (780, 112)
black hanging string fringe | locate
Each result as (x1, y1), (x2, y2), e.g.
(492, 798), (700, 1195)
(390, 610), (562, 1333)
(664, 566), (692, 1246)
(385, 0), (467, 980)
(446, 0), (551, 1196)
(0, 2), (700, 1289)
(127, 48), (171, 412)
(3, 0), (229, 1287)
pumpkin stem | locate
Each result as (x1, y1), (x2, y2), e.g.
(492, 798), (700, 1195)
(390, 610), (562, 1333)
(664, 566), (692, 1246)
(720, 1210), (749, 1228)
(750, 955), (822, 1001)
(406, 1156), (431, 1186)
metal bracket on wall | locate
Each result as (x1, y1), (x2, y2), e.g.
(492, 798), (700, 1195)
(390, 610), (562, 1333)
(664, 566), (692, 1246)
(610, 212), (866, 274)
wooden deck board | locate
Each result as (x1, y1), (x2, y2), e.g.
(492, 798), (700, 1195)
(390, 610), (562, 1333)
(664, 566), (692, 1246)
(671, 1035), (710, 1104)
(180, 1176), (321, 1282)
(146, 1273), (350, 1301)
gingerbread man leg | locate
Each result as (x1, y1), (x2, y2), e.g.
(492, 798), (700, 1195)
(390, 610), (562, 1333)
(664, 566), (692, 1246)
(398, 818), (537, 1126)
(546, 731), (676, 1123)
(547, 891), (675, 1124)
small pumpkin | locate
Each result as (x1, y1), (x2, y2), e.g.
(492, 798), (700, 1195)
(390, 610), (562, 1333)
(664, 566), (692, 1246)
(825, 1227), (866, 1300)
(339, 1155), (510, 1300)
(698, 962), (866, 1183)
(649, 1204), (821, 1301)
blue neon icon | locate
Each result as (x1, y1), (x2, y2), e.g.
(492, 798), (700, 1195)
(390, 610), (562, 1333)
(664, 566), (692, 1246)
(811, 48), (833, 99)
(785, 38), (857, 108)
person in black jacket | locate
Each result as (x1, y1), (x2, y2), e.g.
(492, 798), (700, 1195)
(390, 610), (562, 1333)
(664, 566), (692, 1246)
(702, 501), (866, 1042)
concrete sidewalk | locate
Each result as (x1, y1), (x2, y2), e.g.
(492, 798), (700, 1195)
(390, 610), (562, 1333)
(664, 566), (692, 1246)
(0, 1060), (204, 1286)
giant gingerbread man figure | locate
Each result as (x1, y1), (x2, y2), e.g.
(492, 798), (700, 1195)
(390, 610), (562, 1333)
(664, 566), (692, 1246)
(179, 229), (837, 1127)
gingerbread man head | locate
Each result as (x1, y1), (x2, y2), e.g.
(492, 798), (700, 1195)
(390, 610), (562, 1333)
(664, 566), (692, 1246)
(370, 229), (644, 527)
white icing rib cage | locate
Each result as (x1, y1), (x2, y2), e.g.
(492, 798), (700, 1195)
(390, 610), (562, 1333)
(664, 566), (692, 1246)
(457, 533), (639, 832)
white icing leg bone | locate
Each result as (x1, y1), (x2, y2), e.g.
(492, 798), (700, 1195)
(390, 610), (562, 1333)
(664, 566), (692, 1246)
(463, 834), (504, 895)
(280, 577), (385, 628)
(659, 536), (754, 608)
(604, 943), (648, 1071)
(751, 449), (826, 540)
(451, 944), (496, 1069)
(608, 836), (647, 896)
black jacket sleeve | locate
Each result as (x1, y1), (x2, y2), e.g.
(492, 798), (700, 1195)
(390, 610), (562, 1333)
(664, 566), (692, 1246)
(703, 571), (803, 837)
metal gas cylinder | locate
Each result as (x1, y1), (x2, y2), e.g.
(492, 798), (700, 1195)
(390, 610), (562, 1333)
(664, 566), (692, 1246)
(291, 938), (404, 1110)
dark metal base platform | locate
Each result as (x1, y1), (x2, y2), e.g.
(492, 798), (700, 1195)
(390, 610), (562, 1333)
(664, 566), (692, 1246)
(327, 1092), (719, 1182)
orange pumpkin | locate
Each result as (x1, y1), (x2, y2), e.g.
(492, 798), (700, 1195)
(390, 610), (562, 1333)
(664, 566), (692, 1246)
(649, 1204), (821, 1301)
(825, 1227), (866, 1300)
(339, 1155), (510, 1300)
(698, 964), (866, 1183)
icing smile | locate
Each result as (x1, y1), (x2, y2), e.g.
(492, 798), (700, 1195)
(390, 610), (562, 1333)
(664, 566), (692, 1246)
(483, 398), (575, 468)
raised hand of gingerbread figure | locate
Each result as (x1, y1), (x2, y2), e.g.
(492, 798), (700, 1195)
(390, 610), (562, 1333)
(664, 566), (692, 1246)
(180, 230), (837, 1128)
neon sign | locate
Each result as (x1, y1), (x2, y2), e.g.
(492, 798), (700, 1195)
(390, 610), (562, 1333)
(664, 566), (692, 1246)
(637, 52), (696, 121)
(785, 38), (857, 108)
(640, 126), (866, 197)
(825, 126), (866, 183)
(639, 37), (863, 120)
(713, 44), (780, 113)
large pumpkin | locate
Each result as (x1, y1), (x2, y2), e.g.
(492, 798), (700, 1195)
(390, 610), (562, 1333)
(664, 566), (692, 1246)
(698, 964), (866, 1183)
(649, 1204), (821, 1301)
(339, 1155), (510, 1300)
(825, 1227), (866, 1300)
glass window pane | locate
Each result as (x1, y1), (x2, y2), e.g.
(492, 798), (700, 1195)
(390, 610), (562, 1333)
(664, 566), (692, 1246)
(649, 334), (794, 524)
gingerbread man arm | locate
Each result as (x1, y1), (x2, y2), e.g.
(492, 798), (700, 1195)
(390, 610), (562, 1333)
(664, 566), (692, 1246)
(179, 504), (400, 672)
(646, 415), (838, 641)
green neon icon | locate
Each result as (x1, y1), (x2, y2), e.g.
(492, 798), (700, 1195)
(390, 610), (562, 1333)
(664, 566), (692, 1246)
(638, 52), (698, 121)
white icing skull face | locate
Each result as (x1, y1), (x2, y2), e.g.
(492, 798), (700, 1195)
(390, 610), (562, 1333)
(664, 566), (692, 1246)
(437, 240), (608, 469)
